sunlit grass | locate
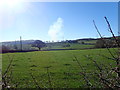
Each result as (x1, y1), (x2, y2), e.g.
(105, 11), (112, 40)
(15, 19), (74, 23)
(2, 48), (116, 88)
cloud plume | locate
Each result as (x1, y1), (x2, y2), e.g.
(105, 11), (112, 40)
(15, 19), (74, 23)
(48, 17), (63, 42)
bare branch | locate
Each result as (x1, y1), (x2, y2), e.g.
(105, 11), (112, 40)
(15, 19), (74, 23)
(93, 20), (103, 38)
(104, 17), (120, 47)
(30, 73), (41, 89)
(46, 67), (52, 88)
(3, 55), (14, 77)
(73, 55), (93, 87)
(93, 20), (116, 60)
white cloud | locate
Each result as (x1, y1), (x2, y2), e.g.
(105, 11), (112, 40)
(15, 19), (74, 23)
(48, 17), (64, 42)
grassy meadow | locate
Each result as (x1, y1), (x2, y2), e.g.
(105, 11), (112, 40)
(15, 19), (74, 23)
(2, 48), (117, 88)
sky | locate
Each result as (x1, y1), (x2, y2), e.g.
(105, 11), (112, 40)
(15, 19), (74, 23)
(0, 2), (118, 42)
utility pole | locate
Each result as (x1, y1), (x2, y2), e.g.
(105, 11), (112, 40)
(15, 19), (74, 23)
(20, 36), (22, 51)
(14, 40), (18, 50)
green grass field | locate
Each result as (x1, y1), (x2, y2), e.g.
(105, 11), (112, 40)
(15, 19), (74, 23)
(2, 48), (117, 88)
(45, 43), (94, 50)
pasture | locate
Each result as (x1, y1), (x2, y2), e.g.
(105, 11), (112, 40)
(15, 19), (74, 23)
(2, 48), (116, 88)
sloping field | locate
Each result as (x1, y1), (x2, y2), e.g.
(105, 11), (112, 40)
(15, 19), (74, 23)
(2, 48), (117, 88)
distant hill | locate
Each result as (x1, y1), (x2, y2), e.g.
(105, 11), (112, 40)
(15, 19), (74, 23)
(1, 40), (35, 46)
(1, 36), (119, 48)
(1, 36), (119, 46)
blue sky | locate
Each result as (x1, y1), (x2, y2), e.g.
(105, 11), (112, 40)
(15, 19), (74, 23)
(0, 2), (118, 42)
